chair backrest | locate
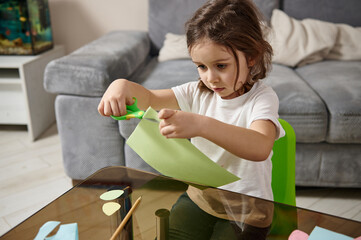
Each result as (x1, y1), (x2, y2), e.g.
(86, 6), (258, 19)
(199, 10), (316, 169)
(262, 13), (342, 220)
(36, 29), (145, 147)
(269, 119), (297, 237)
(271, 118), (296, 206)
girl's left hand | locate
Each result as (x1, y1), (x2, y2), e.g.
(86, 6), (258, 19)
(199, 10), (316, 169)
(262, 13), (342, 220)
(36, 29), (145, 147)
(158, 109), (203, 139)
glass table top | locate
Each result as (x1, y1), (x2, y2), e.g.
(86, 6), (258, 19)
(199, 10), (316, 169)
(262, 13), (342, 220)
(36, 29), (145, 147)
(2, 166), (361, 240)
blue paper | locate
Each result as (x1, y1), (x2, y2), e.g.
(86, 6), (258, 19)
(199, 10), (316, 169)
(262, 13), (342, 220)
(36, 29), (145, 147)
(34, 221), (60, 240)
(34, 221), (78, 240)
(308, 226), (353, 240)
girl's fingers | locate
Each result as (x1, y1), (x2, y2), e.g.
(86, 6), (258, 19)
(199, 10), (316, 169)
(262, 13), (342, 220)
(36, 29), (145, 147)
(158, 109), (176, 120)
(120, 96), (135, 116)
(125, 97), (135, 106)
(159, 125), (174, 138)
(97, 100), (105, 116)
(103, 101), (113, 116)
(98, 97), (133, 117)
(118, 100), (127, 116)
(110, 100), (121, 117)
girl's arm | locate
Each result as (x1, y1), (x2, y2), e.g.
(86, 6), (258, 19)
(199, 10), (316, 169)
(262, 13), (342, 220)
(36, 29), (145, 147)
(202, 117), (277, 161)
(98, 79), (179, 117)
(158, 109), (276, 162)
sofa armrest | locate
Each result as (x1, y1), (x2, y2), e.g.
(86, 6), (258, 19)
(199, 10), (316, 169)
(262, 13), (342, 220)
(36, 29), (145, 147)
(44, 30), (150, 96)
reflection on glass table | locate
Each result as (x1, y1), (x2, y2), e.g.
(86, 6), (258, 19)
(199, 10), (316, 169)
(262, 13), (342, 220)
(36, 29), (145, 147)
(2, 166), (361, 240)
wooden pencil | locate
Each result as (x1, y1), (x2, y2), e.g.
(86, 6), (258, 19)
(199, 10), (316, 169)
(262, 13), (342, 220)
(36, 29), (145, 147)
(110, 196), (142, 240)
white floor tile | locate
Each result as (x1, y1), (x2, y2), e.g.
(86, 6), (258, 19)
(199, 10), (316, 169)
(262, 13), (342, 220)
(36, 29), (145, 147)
(0, 217), (11, 237)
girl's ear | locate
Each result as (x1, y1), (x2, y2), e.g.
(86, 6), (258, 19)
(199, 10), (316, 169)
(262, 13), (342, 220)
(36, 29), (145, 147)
(248, 57), (256, 67)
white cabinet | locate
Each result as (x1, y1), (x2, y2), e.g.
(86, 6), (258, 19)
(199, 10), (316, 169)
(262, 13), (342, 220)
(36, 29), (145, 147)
(0, 46), (65, 141)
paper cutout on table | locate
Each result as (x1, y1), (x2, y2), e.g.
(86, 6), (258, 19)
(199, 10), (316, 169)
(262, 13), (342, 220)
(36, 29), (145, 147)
(308, 226), (353, 240)
(100, 189), (124, 200)
(127, 107), (240, 188)
(289, 227), (361, 240)
(34, 221), (78, 240)
(102, 202), (121, 216)
(288, 229), (309, 240)
(34, 221), (61, 240)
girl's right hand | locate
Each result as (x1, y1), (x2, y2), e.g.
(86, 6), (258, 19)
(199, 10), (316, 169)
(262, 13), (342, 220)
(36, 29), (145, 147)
(97, 79), (135, 117)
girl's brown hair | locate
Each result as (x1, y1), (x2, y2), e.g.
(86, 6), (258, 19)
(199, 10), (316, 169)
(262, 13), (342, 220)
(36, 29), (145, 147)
(185, 0), (273, 93)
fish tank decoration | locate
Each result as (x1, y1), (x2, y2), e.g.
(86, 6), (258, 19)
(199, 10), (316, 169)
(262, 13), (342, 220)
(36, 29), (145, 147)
(0, 0), (53, 55)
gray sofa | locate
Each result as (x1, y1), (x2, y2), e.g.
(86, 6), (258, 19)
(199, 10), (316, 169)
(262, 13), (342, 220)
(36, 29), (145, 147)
(44, 0), (361, 187)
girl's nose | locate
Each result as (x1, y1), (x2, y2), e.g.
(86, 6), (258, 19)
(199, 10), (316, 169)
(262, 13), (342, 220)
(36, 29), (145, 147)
(207, 70), (219, 83)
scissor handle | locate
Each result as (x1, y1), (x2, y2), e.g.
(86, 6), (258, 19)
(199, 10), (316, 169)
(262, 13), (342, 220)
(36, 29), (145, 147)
(126, 97), (140, 112)
(111, 97), (145, 120)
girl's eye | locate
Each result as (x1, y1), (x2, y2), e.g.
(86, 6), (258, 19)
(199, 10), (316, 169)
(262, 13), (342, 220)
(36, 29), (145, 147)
(197, 65), (206, 70)
(217, 64), (227, 69)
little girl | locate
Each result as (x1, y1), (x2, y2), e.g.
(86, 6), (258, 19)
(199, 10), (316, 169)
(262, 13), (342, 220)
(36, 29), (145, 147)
(98, 0), (284, 238)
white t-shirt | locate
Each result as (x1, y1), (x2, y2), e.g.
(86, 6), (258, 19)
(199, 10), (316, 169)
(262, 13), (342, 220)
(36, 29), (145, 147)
(172, 81), (285, 201)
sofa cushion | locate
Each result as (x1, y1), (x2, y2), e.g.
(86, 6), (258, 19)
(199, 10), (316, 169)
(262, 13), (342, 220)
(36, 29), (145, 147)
(296, 61), (361, 143)
(130, 58), (199, 89)
(158, 33), (189, 62)
(296, 143), (361, 187)
(282, 0), (361, 27)
(269, 9), (338, 67)
(148, 0), (279, 53)
(264, 64), (328, 143)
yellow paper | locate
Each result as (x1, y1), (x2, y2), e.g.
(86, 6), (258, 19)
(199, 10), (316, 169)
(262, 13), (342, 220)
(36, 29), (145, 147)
(102, 202), (121, 216)
(100, 190), (124, 201)
(126, 107), (240, 188)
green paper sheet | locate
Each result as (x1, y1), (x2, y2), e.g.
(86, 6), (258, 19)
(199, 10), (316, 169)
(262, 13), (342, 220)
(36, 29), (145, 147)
(126, 107), (240, 187)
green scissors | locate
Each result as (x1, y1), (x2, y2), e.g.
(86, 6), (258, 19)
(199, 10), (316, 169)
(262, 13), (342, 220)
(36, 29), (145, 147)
(111, 97), (145, 120)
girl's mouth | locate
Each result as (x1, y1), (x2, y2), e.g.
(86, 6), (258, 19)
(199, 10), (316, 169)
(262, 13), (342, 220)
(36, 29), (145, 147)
(213, 88), (225, 93)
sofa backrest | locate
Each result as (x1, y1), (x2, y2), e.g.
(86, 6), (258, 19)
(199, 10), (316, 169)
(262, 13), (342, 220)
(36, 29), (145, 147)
(148, 0), (279, 54)
(281, 0), (361, 27)
(148, 0), (207, 54)
(148, 0), (361, 54)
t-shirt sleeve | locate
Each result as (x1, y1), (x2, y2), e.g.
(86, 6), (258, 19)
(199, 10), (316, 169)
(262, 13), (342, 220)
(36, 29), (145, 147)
(250, 87), (285, 140)
(171, 81), (198, 112)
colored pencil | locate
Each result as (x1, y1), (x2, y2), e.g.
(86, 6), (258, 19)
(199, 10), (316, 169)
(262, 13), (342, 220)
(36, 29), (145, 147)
(110, 196), (142, 240)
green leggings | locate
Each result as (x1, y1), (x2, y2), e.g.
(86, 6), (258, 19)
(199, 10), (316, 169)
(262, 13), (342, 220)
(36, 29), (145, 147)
(168, 193), (270, 240)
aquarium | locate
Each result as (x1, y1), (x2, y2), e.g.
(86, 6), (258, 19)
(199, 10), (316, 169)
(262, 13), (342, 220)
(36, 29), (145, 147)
(0, 0), (53, 55)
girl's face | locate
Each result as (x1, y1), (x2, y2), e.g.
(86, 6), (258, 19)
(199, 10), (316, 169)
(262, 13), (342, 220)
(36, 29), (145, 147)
(190, 38), (251, 99)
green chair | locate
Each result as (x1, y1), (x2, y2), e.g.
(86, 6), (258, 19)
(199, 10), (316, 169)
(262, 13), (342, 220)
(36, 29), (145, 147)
(271, 118), (296, 206)
(269, 119), (297, 238)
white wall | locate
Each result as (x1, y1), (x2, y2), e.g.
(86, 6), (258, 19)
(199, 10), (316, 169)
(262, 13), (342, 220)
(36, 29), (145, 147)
(48, 0), (148, 54)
